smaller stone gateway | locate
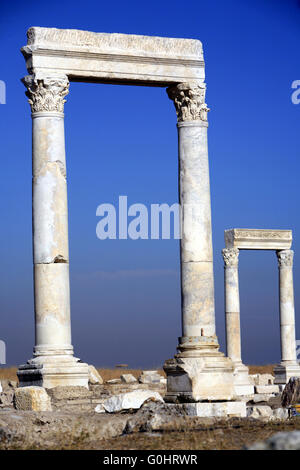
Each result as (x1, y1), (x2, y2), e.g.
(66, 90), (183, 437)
(222, 228), (300, 387)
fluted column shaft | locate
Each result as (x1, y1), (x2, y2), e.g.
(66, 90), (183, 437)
(222, 248), (242, 363)
(277, 250), (297, 364)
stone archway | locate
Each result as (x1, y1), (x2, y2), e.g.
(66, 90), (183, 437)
(18, 27), (236, 404)
(222, 228), (300, 386)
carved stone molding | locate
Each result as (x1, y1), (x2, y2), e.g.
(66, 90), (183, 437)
(222, 248), (239, 267)
(22, 74), (69, 113)
(277, 250), (294, 268)
(167, 82), (209, 122)
(224, 228), (292, 251)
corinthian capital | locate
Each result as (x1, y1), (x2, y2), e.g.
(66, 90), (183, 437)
(22, 74), (69, 113)
(277, 250), (294, 268)
(167, 82), (209, 122)
(222, 248), (239, 267)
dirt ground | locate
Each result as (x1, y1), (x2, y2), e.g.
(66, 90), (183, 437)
(0, 411), (299, 450)
(94, 419), (300, 451)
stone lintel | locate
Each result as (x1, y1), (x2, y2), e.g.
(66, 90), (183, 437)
(225, 229), (292, 251)
(21, 27), (205, 85)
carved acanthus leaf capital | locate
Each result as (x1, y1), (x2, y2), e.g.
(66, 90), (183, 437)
(277, 250), (294, 268)
(222, 248), (239, 267)
(22, 74), (69, 113)
(167, 82), (209, 122)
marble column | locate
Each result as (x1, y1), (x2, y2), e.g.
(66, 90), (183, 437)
(17, 73), (88, 388)
(169, 82), (216, 352)
(164, 82), (236, 402)
(222, 248), (241, 363)
(274, 250), (300, 383)
(222, 248), (253, 394)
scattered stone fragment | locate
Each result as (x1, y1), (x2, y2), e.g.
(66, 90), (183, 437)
(246, 405), (288, 421)
(115, 364), (128, 369)
(14, 386), (52, 411)
(246, 431), (300, 450)
(120, 374), (137, 384)
(0, 389), (14, 408)
(106, 379), (122, 384)
(184, 401), (246, 418)
(88, 365), (103, 385)
(0, 381), (2, 393)
(124, 401), (186, 434)
(281, 377), (300, 408)
(246, 405), (273, 419)
(273, 408), (289, 420)
(251, 394), (275, 404)
(138, 371), (162, 384)
(103, 390), (164, 413)
(255, 385), (279, 394)
(95, 404), (105, 413)
(0, 380), (17, 392)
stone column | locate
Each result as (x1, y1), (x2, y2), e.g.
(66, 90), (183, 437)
(274, 250), (300, 383)
(222, 248), (241, 363)
(169, 82), (216, 350)
(164, 82), (236, 402)
(222, 248), (253, 395)
(17, 73), (88, 388)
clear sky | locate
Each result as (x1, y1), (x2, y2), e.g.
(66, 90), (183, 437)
(0, 0), (300, 368)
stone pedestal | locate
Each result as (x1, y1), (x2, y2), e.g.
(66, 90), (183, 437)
(17, 74), (88, 388)
(274, 250), (300, 384)
(163, 82), (236, 403)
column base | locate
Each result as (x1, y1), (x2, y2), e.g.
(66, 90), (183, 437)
(163, 336), (237, 402)
(17, 354), (89, 389)
(274, 363), (300, 384)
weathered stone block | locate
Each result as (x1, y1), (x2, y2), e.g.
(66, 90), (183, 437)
(246, 405), (273, 419)
(139, 371), (162, 384)
(14, 386), (52, 411)
(281, 377), (300, 407)
(120, 374), (137, 384)
(88, 365), (103, 385)
(255, 385), (279, 394)
(103, 390), (164, 413)
(183, 401), (246, 418)
(251, 393), (275, 403)
(106, 378), (122, 384)
(94, 403), (105, 413)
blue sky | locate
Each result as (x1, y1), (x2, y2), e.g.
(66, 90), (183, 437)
(0, 0), (300, 368)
